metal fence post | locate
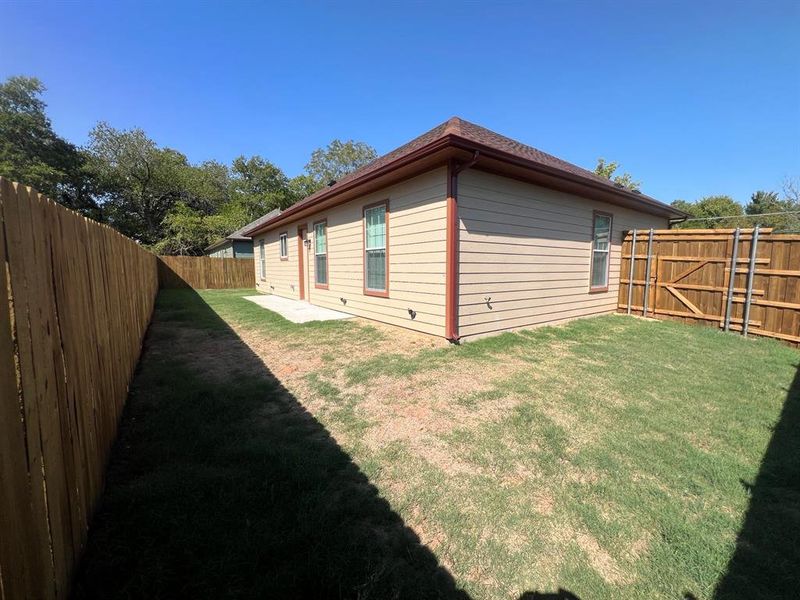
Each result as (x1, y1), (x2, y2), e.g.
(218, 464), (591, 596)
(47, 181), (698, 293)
(626, 230), (637, 315)
(723, 228), (740, 332)
(642, 228), (654, 317)
(742, 225), (759, 337)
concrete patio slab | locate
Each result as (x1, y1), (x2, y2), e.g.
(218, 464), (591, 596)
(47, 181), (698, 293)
(243, 294), (354, 324)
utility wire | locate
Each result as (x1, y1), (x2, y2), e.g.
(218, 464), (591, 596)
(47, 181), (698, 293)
(679, 210), (800, 222)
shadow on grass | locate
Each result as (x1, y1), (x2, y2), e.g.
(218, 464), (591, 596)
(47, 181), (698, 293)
(71, 289), (468, 599)
(518, 589), (581, 599)
(712, 362), (800, 599)
(71, 289), (587, 599)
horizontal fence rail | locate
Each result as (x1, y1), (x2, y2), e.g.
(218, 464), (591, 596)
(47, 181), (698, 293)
(0, 177), (158, 598)
(618, 227), (800, 344)
(158, 255), (255, 289)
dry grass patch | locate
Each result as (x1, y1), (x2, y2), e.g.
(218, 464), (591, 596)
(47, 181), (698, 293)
(153, 290), (800, 600)
(573, 530), (633, 586)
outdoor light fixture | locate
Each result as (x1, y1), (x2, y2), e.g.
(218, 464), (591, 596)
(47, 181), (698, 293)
(408, 308), (416, 319)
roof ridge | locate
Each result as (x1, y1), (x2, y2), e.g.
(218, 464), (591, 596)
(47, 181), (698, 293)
(443, 116), (464, 135)
(244, 117), (682, 235)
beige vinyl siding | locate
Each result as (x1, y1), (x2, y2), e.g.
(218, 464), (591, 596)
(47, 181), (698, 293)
(457, 169), (668, 340)
(253, 230), (301, 299)
(256, 168), (447, 336)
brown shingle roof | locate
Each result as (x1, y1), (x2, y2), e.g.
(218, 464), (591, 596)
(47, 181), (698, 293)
(227, 208), (281, 240)
(448, 117), (643, 191)
(246, 117), (681, 234)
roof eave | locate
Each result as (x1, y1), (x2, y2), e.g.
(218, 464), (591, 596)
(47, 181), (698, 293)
(243, 136), (455, 236)
(447, 137), (685, 219)
(246, 134), (685, 235)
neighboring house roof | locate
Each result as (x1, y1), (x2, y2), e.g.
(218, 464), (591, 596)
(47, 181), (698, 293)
(205, 208), (281, 253)
(245, 117), (685, 236)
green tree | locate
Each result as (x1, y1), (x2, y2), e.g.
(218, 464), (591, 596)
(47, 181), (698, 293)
(230, 155), (295, 220)
(185, 160), (230, 213)
(154, 162), (238, 255)
(288, 173), (319, 200)
(86, 122), (192, 244)
(745, 188), (800, 231)
(671, 195), (746, 229)
(746, 190), (781, 214)
(0, 75), (97, 215)
(153, 203), (211, 255)
(304, 139), (377, 190)
(594, 158), (641, 191)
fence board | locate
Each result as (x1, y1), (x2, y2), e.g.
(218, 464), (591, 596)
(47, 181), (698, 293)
(158, 255), (255, 289)
(618, 228), (800, 344)
(0, 177), (158, 599)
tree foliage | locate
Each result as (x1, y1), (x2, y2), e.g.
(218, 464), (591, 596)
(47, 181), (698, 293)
(1, 75), (379, 253)
(670, 184), (800, 231)
(0, 76), (97, 216)
(230, 155), (297, 220)
(594, 158), (641, 191)
(86, 122), (195, 244)
(671, 196), (747, 229)
(744, 187), (800, 231)
(304, 139), (377, 190)
(186, 160), (231, 214)
(288, 173), (319, 200)
(154, 143), (379, 255)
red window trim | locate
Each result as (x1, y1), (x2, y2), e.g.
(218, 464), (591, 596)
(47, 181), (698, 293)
(362, 200), (390, 298)
(589, 210), (613, 293)
(313, 219), (329, 290)
(279, 231), (289, 260)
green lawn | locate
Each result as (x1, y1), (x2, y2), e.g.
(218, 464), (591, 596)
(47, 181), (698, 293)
(73, 289), (800, 600)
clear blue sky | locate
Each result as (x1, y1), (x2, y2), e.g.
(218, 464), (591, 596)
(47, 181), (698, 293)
(2, 0), (798, 204)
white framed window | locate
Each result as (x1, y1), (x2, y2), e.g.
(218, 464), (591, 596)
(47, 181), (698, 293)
(279, 233), (288, 259)
(314, 221), (328, 288)
(590, 212), (612, 291)
(364, 202), (388, 296)
(259, 239), (266, 280)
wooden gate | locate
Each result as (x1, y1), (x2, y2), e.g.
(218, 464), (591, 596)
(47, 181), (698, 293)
(618, 228), (800, 344)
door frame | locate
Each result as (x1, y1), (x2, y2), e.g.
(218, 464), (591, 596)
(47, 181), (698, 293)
(297, 225), (306, 300)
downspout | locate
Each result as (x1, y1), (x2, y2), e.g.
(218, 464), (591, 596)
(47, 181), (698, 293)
(445, 151), (479, 343)
(668, 216), (688, 229)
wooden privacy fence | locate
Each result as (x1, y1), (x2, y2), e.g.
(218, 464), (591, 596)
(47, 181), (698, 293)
(618, 227), (800, 344)
(0, 178), (158, 599)
(158, 255), (255, 289)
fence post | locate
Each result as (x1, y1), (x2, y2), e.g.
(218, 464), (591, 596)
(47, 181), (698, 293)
(723, 227), (740, 332)
(742, 225), (760, 337)
(626, 230), (637, 315)
(642, 228), (654, 317)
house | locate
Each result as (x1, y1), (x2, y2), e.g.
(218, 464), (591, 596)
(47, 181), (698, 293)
(205, 209), (281, 258)
(244, 118), (685, 341)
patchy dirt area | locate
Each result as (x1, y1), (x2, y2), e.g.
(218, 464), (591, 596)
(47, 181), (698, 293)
(199, 305), (646, 589)
(238, 317), (445, 390)
(154, 290), (797, 600)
